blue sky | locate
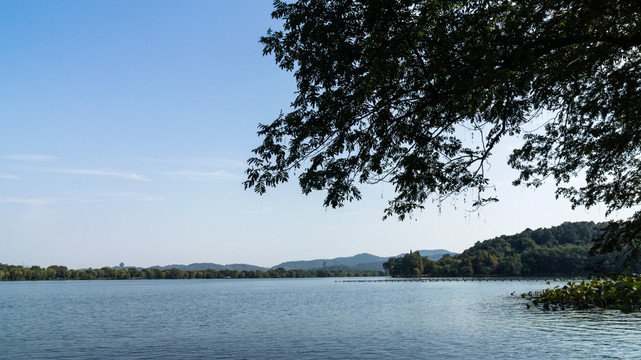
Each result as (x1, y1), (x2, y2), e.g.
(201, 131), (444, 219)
(0, 1), (629, 269)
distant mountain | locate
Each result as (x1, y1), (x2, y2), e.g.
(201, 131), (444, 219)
(272, 250), (457, 271)
(415, 249), (458, 261)
(272, 253), (387, 271)
(150, 263), (268, 272)
(224, 264), (269, 271)
(137, 250), (457, 272)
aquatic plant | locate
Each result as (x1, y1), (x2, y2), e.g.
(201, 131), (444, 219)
(522, 275), (641, 313)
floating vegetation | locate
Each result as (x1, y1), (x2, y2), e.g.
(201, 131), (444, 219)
(521, 275), (641, 313)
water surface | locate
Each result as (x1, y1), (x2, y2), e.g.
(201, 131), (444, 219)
(1, 278), (639, 359)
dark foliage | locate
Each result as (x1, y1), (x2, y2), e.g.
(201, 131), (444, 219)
(0, 264), (385, 281)
(246, 0), (641, 264)
(523, 275), (641, 313)
(386, 222), (637, 277)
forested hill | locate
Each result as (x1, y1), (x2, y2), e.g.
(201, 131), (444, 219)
(150, 263), (268, 272)
(272, 250), (455, 271)
(386, 221), (623, 277)
(453, 221), (605, 276)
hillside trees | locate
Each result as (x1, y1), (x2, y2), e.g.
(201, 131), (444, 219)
(384, 222), (624, 277)
(383, 250), (424, 277)
(246, 0), (641, 262)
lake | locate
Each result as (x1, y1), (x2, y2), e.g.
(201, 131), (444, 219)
(1, 278), (640, 359)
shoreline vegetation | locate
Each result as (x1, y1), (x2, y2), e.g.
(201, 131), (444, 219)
(4, 221), (641, 312)
(521, 276), (641, 313)
(0, 264), (386, 281)
(1, 221), (620, 282)
(378, 221), (641, 312)
(3, 262), (641, 314)
(383, 222), (630, 279)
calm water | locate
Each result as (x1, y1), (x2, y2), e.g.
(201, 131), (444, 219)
(1, 278), (640, 359)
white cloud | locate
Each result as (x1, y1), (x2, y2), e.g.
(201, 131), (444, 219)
(0, 193), (163, 205)
(4, 154), (57, 162)
(0, 197), (53, 205)
(162, 170), (243, 182)
(58, 169), (150, 181)
(0, 174), (20, 180)
(84, 192), (164, 203)
(141, 157), (245, 168)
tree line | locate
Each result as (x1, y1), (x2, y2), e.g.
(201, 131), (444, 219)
(3, 222), (633, 281)
(0, 264), (385, 281)
(385, 222), (632, 278)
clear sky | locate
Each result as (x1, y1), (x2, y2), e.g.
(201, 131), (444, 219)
(0, 1), (630, 269)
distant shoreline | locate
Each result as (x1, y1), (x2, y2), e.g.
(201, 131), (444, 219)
(0, 263), (386, 281)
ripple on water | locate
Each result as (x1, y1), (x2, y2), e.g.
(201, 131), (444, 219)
(1, 279), (640, 359)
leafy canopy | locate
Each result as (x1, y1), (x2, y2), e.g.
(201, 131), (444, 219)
(245, 0), (641, 256)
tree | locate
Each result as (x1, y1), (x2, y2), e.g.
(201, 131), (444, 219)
(402, 250), (424, 277)
(497, 254), (523, 276)
(246, 0), (641, 261)
(383, 257), (399, 275)
(471, 250), (499, 275)
(166, 268), (186, 279)
(114, 269), (131, 280)
(384, 251), (424, 277)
